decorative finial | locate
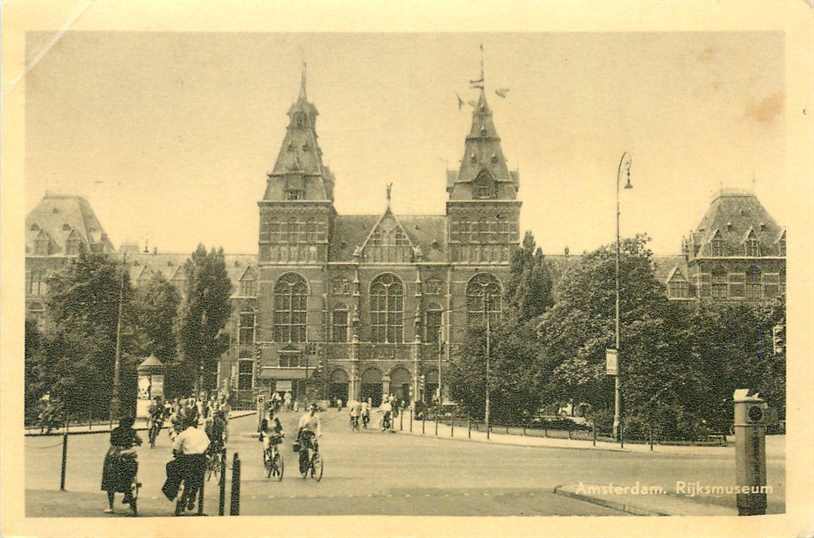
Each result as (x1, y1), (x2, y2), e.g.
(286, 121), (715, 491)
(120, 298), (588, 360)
(386, 182), (393, 206)
(469, 44), (485, 92)
(299, 61), (307, 100)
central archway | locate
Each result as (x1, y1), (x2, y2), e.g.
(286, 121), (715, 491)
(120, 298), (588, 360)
(389, 367), (411, 402)
(328, 368), (349, 404)
(360, 367), (383, 406)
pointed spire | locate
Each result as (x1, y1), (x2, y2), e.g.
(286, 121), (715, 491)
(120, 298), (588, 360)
(299, 61), (308, 101)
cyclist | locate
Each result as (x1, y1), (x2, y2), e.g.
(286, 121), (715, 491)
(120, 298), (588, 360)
(296, 404), (322, 474)
(348, 399), (360, 431)
(147, 397), (164, 446)
(101, 416), (142, 513)
(380, 398), (393, 432)
(206, 409), (228, 456)
(361, 400), (370, 429)
(259, 411), (285, 463)
(163, 416), (209, 512)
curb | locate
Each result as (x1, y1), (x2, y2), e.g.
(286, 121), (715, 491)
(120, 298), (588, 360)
(552, 484), (669, 516)
(24, 410), (256, 437)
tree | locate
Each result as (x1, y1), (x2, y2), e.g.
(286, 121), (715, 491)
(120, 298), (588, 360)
(505, 231), (554, 322)
(135, 273), (181, 361)
(537, 234), (671, 412)
(447, 320), (543, 423)
(24, 319), (45, 422)
(179, 244), (233, 395)
(45, 249), (139, 418)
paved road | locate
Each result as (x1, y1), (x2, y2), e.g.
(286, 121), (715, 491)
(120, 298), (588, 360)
(25, 409), (783, 517)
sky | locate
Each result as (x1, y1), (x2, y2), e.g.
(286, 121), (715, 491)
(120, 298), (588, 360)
(24, 32), (785, 255)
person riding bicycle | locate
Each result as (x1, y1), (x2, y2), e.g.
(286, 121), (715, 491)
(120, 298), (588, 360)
(162, 416), (210, 511)
(296, 404), (322, 474)
(380, 399), (393, 431)
(361, 400), (370, 429)
(348, 399), (360, 430)
(147, 397), (164, 440)
(205, 409), (228, 457)
(259, 411), (285, 460)
(101, 416), (142, 513)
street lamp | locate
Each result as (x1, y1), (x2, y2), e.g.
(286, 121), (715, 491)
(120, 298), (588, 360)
(110, 252), (127, 421)
(613, 152), (633, 440)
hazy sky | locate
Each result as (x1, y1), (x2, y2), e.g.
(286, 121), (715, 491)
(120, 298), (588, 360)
(24, 32), (785, 255)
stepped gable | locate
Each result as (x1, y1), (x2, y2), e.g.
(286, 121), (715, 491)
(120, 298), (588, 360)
(688, 190), (783, 257)
(26, 193), (114, 255)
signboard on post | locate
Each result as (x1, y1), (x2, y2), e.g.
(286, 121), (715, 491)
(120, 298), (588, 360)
(606, 348), (619, 376)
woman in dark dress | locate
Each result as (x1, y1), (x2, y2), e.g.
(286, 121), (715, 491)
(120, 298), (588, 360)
(100, 416), (142, 513)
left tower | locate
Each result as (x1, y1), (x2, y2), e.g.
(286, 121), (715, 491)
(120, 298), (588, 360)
(255, 68), (336, 400)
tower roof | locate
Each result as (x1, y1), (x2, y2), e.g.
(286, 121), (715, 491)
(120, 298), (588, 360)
(26, 193), (115, 256)
(688, 190), (784, 257)
(264, 66), (333, 202)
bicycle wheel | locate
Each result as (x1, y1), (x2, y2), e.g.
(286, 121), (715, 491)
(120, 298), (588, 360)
(274, 452), (284, 482)
(265, 449), (273, 478)
(209, 456), (220, 482)
(300, 450), (309, 479)
(311, 453), (323, 482)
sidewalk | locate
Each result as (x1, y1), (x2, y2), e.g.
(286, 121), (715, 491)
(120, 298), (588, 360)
(394, 415), (785, 458)
(24, 410), (256, 437)
(553, 482), (734, 516)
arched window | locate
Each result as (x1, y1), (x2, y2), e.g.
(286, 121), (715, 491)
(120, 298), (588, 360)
(474, 171), (495, 199)
(466, 274), (502, 326)
(746, 266), (762, 299)
(370, 274), (403, 343)
(332, 304), (349, 343)
(425, 304), (443, 345)
(273, 274), (308, 343)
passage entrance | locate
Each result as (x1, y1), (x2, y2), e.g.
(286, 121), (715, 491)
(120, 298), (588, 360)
(424, 369), (439, 404)
(360, 368), (383, 406)
(328, 369), (349, 403)
(390, 367), (411, 401)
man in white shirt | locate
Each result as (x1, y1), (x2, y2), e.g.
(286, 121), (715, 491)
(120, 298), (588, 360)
(297, 404), (322, 474)
(162, 417), (210, 509)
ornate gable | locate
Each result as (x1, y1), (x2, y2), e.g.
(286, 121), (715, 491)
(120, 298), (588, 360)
(359, 207), (416, 263)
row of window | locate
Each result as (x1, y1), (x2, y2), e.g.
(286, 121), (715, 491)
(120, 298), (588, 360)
(449, 244), (512, 263)
(707, 238), (786, 257)
(240, 272), (502, 345)
(449, 219), (518, 243)
(668, 270), (785, 299)
(259, 218), (328, 243)
(26, 271), (48, 296)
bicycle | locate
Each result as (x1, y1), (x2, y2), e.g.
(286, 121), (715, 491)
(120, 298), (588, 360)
(350, 415), (360, 432)
(205, 446), (223, 482)
(174, 457), (206, 516)
(297, 432), (323, 481)
(148, 418), (163, 448)
(127, 473), (141, 516)
(263, 434), (285, 481)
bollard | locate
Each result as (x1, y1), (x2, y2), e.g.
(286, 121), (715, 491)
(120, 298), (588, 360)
(450, 419), (454, 438)
(409, 409), (413, 432)
(59, 433), (68, 491)
(218, 449), (226, 516)
(197, 469), (206, 516)
(523, 422), (526, 436)
(592, 422), (597, 447)
(568, 423), (572, 440)
(620, 421), (625, 449)
(487, 424), (490, 440)
(435, 416), (438, 436)
(230, 453), (241, 515)
(649, 424), (654, 451)
(422, 416), (425, 435)
(400, 412), (404, 431)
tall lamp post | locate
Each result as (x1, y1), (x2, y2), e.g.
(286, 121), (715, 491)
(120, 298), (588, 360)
(613, 152), (633, 440)
(110, 252), (127, 421)
(484, 293), (492, 440)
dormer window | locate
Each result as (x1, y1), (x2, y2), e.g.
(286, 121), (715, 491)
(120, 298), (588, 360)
(65, 238), (81, 255)
(473, 171), (495, 199)
(286, 190), (304, 201)
(491, 153), (498, 163)
(302, 143), (310, 151)
(62, 224), (71, 231)
(745, 237), (760, 257)
(34, 237), (49, 256)
(710, 233), (724, 257)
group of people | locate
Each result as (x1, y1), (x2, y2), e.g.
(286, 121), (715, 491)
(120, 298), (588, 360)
(100, 393), (231, 515)
(258, 402), (323, 476)
(345, 394), (407, 432)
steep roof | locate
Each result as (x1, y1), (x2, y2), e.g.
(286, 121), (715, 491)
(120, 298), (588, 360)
(124, 251), (256, 297)
(328, 213), (447, 263)
(688, 190), (783, 257)
(26, 193), (115, 255)
(448, 90), (518, 200)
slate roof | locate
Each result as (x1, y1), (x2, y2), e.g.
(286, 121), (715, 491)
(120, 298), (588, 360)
(687, 190), (783, 257)
(328, 213), (448, 263)
(124, 251), (256, 297)
(26, 193), (114, 256)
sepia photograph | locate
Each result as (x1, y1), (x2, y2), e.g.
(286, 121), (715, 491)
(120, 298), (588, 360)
(2, 2), (812, 537)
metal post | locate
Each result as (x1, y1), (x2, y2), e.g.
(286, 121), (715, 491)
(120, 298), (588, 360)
(59, 433), (68, 491)
(593, 422), (597, 447)
(422, 416), (425, 435)
(111, 252), (127, 420)
(484, 295), (491, 441)
(620, 420), (625, 449)
(218, 450), (226, 516)
(450, 419), (454, 438)
(435, 415), (438, 436)
(230, 453), (241, 515)
(400, 411), (404, 431)
(649, 424), (654, 451)
(468, 418), (471, 439)
(409, 408), (413, 432)
(197, 469), (206, 516)
(523, 421), (526, 436)
(613, 153), (632, 441)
